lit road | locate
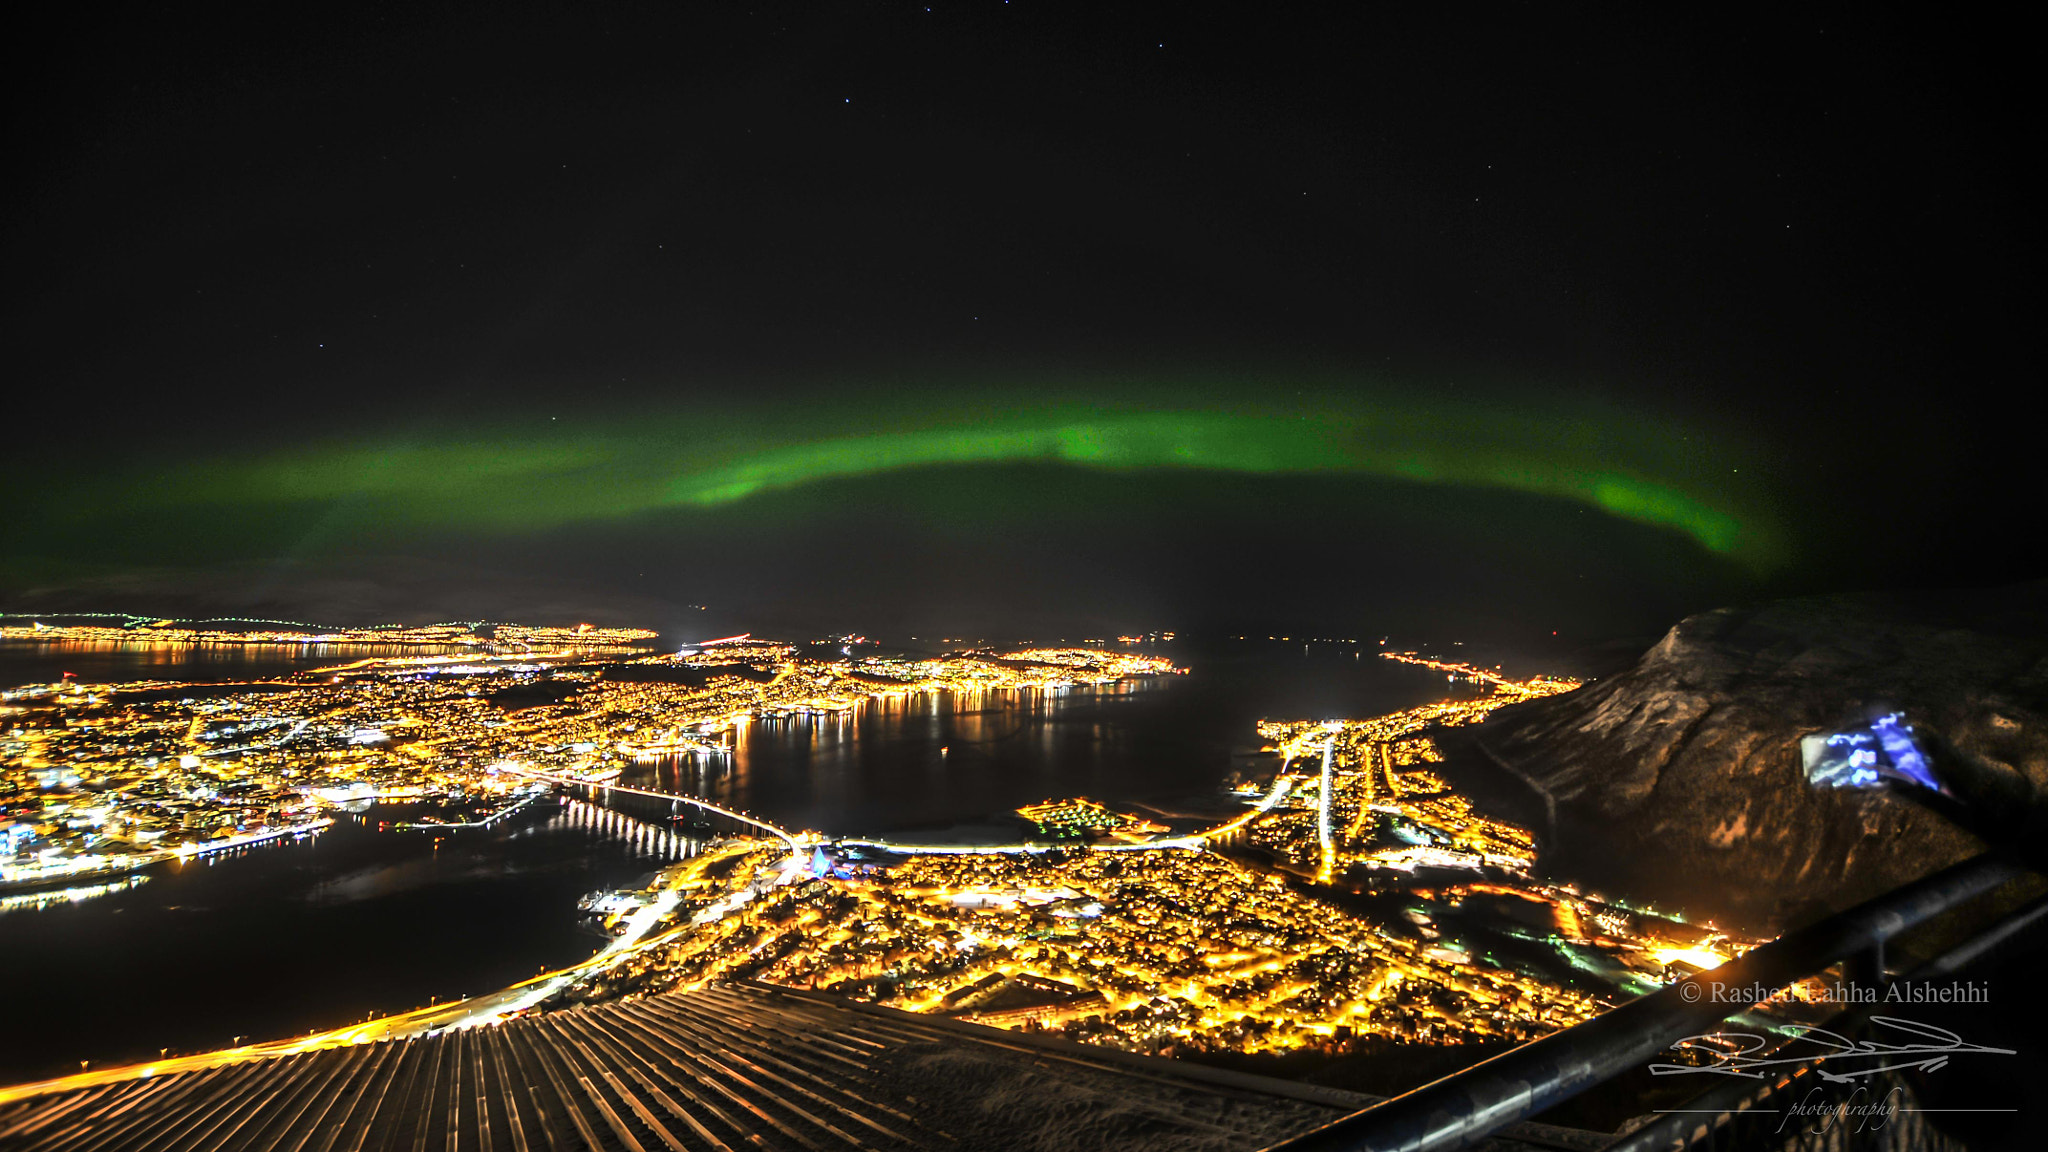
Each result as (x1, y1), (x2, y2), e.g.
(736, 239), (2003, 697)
(1316, 739), (1335, 880)
(1190, 771), (1298, 841)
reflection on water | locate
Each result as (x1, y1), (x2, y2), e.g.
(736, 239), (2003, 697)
(545, 797), (706, 862)
(308, 801), (700, 904)
(620, 657), (1482, 839)
(0, 639), (474, 687)
(627, 682), (1194, 837)
(0, 875), (150, 914)
(0, 639), (1490, 1083)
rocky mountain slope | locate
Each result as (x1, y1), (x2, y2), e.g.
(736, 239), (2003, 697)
(1446, 581), (2048, 932)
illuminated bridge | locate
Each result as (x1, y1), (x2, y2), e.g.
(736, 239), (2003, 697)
(508, 767), (801, 851)
(555, 798), (704, 863)
(0, 983), (1603, 1152)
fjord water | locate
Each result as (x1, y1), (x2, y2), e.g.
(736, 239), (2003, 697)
(0, 800), (689, 1084)
(0, 639), (475, 688)
(629, 642), (1496, 837)
(0, 639), (1485, 1084)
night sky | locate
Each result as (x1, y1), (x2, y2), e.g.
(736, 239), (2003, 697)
(3, 5), (2035, 646)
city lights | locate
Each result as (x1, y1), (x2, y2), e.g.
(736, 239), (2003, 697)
(2, 629), (1755, 1096)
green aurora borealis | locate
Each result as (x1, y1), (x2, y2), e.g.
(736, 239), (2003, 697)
(55, 390), (1784, 572)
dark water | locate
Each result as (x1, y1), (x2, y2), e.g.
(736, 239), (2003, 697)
(0, 798), (691, 1084)
(0, 639), (475, 688)
(0, 638), (1482, 1084)
(631, 641), (1491, 837)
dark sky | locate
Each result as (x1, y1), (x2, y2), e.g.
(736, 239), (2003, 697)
(2, 4), (2036, 644)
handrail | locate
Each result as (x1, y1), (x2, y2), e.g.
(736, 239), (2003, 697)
(1259, 852), (2024, 1152)
(1602, 889), (2048, 1152)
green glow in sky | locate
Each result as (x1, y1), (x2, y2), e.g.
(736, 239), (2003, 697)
(665, 411), (1754, 558)
(91, 390), (1783, 568)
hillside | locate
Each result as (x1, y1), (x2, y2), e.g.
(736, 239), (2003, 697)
(1445, 581), (2048, 931)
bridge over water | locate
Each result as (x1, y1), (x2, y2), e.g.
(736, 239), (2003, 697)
(504, 767), (803, 851)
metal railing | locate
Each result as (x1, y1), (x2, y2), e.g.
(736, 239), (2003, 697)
(1260, 852), (2036, 1152)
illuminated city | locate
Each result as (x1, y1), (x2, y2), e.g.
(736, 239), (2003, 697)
(2, 625), (1759, 1108)
(5, 5), (2033, 1146)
